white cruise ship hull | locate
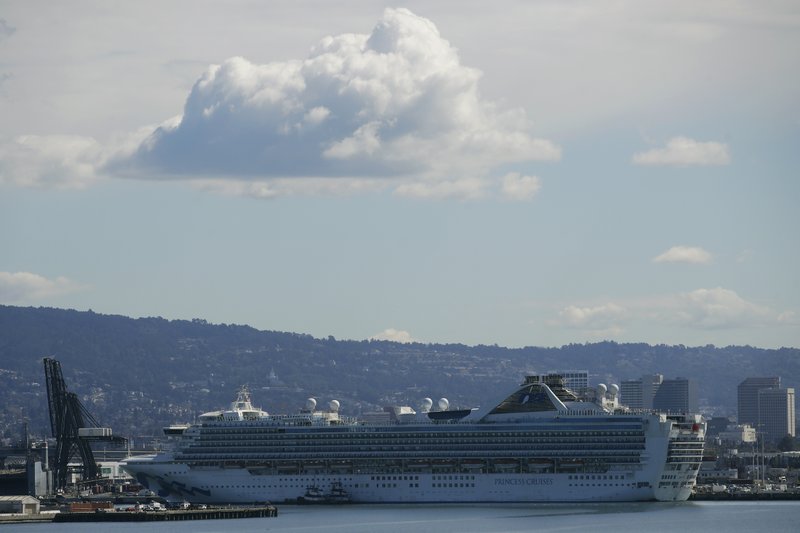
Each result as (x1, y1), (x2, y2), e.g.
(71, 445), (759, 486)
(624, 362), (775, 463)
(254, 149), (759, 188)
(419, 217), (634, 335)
(123, 466), (685, 503)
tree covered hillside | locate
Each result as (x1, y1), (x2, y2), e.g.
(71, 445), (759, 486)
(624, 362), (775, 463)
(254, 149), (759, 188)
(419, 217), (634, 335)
(0, 305), (797, 442)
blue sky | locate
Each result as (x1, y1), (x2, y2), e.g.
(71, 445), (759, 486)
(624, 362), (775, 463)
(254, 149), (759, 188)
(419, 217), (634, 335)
(1, 1), (798, 348)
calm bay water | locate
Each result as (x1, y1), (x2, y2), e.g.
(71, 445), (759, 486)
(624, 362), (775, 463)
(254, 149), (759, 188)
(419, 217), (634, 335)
(6, 502), (800, 532)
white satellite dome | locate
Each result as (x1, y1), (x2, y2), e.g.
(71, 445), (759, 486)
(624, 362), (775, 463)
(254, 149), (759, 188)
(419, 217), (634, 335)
(305, 398), (317, 411)
(596, 384), (608, 397)
(420, 398), (433, 413)
(328, 399), (340, 412)
(609, 384), (620, 398)
(437, 398), (450, 411)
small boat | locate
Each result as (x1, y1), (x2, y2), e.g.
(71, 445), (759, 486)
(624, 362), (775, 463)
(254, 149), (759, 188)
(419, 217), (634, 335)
(493, 459), (519, 470)
(326, 482), (350, 504)
(298, 483), (350, 504)
(299, 485), (326, 504)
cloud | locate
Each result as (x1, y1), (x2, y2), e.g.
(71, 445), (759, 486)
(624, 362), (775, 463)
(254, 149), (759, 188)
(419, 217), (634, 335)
(393, 177), (487, 200)
(110, 8), (559, 194)
(0, 19), (15, 42)
(653, 245), (712, 264)
(0, 135), (106, 189)
(500, 172), (542, 201)
(736, 249), (754, 264)
(370, 328), (415, 343)
(189, 176), (387, 199)
(552, 287), (790, 335)
(669, 287), (772, 329)
(0, 271), (84, 302)
(551, 303), (627, 338)
(632, 136), (730, 166)
(1, 9), (559, 199)
(0, 125), (154, 188)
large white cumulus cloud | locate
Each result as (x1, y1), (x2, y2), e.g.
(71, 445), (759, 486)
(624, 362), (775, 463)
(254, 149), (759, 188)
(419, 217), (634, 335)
(117, 8), (559, 188)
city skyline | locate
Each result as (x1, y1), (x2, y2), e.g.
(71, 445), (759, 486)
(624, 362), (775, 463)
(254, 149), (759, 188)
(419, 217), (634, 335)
(1, 2), (798, 348)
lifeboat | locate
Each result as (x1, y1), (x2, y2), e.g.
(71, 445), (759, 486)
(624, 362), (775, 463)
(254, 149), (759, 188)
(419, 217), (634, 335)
(528, 459), (554, 471)
(277, 462), (298, 472)
(461, 459), (485, 469)
(493, 459), (519, 470)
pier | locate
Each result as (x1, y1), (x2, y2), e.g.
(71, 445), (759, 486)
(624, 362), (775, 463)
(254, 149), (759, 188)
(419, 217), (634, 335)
(54, 505), (278, 522)
(1, 505), (278, 524)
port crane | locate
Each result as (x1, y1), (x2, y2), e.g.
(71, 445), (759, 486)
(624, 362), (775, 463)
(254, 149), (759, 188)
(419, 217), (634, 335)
(43, 357), (126, 490)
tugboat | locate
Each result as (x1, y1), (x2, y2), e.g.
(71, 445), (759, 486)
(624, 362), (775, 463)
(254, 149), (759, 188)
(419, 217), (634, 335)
(325, 482), (350, 504)
(299, 485), (326, 504)
(298, 482), (350, 504)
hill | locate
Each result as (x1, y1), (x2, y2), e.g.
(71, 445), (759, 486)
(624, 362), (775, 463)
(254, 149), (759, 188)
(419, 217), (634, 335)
(0, 305), (798, 443)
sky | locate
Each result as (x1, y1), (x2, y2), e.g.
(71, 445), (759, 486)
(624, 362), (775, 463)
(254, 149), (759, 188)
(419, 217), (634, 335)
(1, 1), (798, 348)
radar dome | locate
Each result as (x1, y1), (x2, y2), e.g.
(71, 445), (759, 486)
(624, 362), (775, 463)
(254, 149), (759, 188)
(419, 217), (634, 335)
(420, 398), (433, 413)
(437, 398), (450, 411)
(596, 384), (608, 397)
(609, 384), (620, 398)
(328, 400), (340, 412)
(305, 398), (317, 411)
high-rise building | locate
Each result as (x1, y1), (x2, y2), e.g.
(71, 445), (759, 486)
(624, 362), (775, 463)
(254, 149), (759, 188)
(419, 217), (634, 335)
(620, 375), (696, 412)
(548, 370), (589, 397)
(653, 377), (698, 413)
(621, 374), (663, 409)
(737, 377), (780, 426)
(757, 387), (796, 443)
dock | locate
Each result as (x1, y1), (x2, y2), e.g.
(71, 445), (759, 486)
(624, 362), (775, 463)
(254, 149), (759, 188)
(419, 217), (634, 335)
(54, 505), (278, 522)
(1, 505), (278, 524)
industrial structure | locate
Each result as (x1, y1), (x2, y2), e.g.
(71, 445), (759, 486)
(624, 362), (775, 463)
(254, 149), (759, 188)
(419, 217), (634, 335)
(43, 358), (126, 490)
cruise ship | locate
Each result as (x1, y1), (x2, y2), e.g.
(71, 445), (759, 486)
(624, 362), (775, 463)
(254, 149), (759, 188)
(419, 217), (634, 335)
(121, 375), (705, 503)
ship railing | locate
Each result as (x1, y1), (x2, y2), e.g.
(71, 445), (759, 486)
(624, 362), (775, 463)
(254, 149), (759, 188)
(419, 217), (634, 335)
(177, 450), (645, 463)
(203, 415), (362, 427)
(181, 444), (647, 455)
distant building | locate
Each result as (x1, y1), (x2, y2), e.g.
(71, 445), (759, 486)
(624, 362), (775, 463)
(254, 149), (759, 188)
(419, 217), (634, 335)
(737, 377), (780, 426)
(653, 377), (698, 413)
(0, 496), (40, 515)
(620, 375), (696, 412)
(620, 374), (663, 409)
(718, 424), (757, 445)
(547, 370), (589, 397)
(706, 416), (734, 438)
(697, 467), (738, 483)
(27, 460), (53, 497)
(758, 387), (796, 443)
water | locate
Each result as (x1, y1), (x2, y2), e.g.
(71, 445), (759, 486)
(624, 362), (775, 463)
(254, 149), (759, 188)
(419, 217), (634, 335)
(6, 502), (800, 532)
